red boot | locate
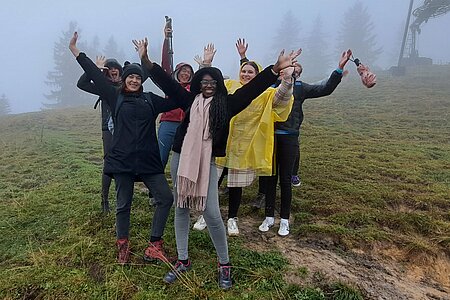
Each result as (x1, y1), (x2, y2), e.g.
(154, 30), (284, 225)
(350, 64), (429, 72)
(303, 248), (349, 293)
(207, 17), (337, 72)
(116, 238), (130, 265)
(143, 239), (169, 263)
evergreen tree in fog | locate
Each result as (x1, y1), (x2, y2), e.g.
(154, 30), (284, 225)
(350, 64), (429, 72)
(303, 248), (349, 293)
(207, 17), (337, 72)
(301, 15), (332, 81)
(337, 1), (382, 67)
(264, 10), (302, 66)
(0, 94), (11, 116)
(43, 22), (95, 109)
(103, 36), (126, 65)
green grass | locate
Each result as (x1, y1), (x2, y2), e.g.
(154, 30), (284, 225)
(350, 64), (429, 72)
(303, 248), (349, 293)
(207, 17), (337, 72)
(1, 65), (450, 298)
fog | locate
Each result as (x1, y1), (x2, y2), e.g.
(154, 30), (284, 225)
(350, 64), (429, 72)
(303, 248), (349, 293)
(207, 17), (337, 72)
(1, 0), (449, 114)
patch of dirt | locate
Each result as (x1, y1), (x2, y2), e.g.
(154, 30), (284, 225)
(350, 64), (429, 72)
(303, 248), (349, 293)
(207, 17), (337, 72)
(235, 216), (450, 300)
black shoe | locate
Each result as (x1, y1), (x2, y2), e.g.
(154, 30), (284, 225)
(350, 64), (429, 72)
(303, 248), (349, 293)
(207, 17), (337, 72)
(164, 260), (191, 284)
(218, 264), (232, 289)
(251, 193), (265, 209)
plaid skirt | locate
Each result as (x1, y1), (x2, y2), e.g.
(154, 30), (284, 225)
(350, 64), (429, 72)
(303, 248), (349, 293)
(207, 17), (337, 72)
(217, 166), (256, 188)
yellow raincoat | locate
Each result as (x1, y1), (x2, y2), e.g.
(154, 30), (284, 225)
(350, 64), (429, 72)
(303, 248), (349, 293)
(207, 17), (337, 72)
(216, 62), (294, 176)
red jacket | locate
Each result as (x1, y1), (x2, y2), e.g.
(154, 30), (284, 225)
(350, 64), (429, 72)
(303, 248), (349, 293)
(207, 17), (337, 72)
(160, 38), (193, 122)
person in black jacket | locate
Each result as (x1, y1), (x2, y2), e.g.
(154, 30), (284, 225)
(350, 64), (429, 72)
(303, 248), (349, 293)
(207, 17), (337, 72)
(77, 56), (122, 213)
(69, 32), (190, 265)
(258, 49), (353, 237)
(133, 37), (299, 289)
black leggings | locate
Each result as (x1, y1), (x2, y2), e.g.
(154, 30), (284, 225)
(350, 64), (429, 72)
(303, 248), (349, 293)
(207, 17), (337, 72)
(265, 134), (299, 219)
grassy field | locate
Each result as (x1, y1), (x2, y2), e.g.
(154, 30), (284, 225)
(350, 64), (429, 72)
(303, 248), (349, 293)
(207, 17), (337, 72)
(0, 65), (449, 299)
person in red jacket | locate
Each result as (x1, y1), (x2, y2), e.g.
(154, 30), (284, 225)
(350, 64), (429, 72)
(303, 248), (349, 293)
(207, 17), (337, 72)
(158, 23), (194, 170)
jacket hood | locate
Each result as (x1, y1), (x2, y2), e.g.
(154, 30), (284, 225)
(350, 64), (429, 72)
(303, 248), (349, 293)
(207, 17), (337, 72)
(173, 62), (194, 84)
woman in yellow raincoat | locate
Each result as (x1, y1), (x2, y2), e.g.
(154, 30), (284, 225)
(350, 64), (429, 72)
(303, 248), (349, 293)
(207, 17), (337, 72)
(193, 39), (297, 236)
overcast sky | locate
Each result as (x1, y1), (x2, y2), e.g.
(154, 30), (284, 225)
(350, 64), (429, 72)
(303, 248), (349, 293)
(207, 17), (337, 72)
(1, 0), (449, 113)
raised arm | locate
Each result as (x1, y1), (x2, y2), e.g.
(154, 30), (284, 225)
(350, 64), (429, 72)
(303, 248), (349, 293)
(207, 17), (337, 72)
(272, 66), (295, 107)
(133, 38), (192, 110)
(69, 32), (116, 105)
(302, 49), (352, 99)
(236, 38), (249, 65)
(161, 23), (173, 75)
(228, 48), (300, 115)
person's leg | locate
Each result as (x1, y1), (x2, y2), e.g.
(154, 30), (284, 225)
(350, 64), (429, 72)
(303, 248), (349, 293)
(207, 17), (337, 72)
(170, 152), (191, 261)
(113, 172), (134, 264)
(202, 159), (232, 289)
(203, 160), (229, 264)
(113, 173), (134, 239)
(141, 174), (174, 240)
(277, 135), (298, 236)
(101, 130), (113, 212)
(158, 121), (180, 169)
(277, 136), (298, 220)
(227, 187), (242, 219)
(227, 186), (242, 236)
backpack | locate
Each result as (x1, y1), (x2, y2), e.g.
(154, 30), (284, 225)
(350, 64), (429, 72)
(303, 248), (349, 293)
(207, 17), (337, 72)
(108, 93), (155, 135)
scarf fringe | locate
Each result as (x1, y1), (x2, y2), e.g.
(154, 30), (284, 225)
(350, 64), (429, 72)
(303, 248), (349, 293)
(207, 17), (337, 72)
(177, 176), (207, 211)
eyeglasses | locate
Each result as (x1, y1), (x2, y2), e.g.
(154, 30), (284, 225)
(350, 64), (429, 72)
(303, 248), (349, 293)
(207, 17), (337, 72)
(200, 80), (217, 87)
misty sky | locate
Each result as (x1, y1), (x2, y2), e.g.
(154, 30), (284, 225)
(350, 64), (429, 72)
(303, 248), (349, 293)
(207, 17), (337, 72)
(1, 0), (449, 113)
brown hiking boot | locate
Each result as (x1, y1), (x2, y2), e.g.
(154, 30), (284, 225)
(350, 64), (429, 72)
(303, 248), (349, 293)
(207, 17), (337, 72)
(116, 238), (130, 265)
(143, 240), (169, 263)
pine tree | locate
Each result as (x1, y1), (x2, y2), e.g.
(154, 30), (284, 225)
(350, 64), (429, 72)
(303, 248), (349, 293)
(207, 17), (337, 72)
(43, 22), (95, 109)
(103, 36), (126, 65)
(0, 94), (11, 116)
(336, 1), (382, 66)
(263, 10), (302, 66)
(301, 15), (333, 82)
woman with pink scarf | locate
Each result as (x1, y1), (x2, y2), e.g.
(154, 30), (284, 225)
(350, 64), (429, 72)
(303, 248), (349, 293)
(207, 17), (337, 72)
(134, 38), (299, 289)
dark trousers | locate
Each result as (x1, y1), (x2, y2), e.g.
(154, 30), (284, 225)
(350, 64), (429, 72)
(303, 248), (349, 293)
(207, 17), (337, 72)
(265, 134), (299, 219)
(101, 131), (113, 201)
(114, 173), (173, 239)
(227, 187), (242, 219)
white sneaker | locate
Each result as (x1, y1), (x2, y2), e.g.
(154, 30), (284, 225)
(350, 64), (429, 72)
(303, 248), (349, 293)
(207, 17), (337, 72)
(258, 217), (274, 232)
(227, 217), (239, 236)
(278, 220), (290, 236)
(193, 215), (207, 231)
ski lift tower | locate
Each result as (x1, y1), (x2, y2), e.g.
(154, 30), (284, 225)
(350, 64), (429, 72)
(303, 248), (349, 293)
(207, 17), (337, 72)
(393, 0), (450, 75)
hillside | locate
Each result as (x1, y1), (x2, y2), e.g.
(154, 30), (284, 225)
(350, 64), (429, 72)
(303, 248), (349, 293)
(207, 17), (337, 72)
(1, 65), (449, 299)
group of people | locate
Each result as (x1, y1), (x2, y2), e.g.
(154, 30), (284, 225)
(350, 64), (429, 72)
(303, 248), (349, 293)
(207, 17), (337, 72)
(69, 21), (353, 289)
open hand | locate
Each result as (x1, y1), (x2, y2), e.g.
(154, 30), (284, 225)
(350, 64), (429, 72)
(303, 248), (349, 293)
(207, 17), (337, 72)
(95, 55), (107, 70)
(235, 38), (248, 59)
(203, 43), (217, 64)
(193, 54), (202, 66)
(132, 38), (149, 60)
(273, 48), (301, 74)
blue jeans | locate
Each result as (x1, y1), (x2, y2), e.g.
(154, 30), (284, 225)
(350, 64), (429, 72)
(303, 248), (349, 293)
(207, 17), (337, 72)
(158, 121), (181, 169)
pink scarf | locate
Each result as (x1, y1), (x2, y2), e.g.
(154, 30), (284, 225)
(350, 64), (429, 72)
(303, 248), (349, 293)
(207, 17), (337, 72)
(176, 94), (213, 211)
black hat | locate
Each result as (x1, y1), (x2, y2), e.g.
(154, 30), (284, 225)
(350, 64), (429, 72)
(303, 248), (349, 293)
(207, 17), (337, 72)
(104, 59), (123, 75)
(122, 63), (143, 80)
(190, 67), (227, 96)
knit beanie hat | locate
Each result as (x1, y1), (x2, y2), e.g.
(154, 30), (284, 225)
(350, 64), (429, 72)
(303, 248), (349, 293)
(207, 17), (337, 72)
(104, 58), (123, 75)
(122, 63), (143, 80)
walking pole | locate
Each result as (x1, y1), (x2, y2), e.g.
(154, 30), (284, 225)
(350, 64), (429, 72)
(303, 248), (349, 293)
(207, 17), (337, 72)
(165, 16), (174, 73)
